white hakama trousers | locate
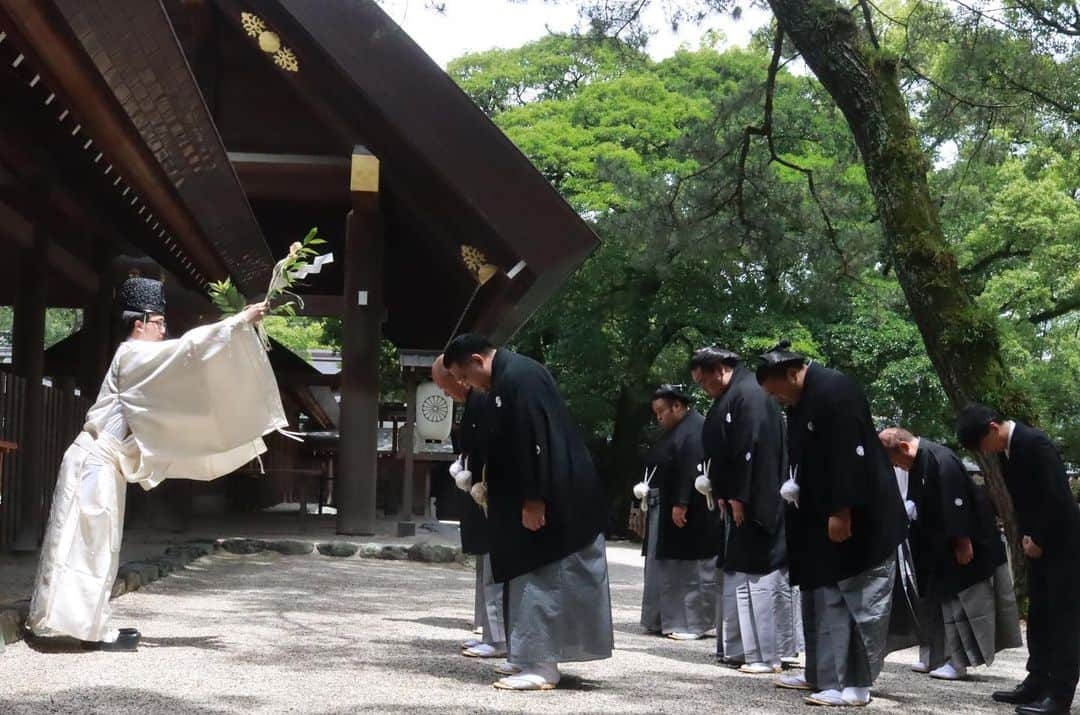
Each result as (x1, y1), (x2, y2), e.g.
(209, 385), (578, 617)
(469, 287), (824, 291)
(923, 562), (1023, 669)
(505, 533), (615, 665)
(474, 554), (506, 647)
(28, 432), (127, 642)
(641, 495), (718, 635)
(720, 568), (799, 665)
(804, 555), (897, 690)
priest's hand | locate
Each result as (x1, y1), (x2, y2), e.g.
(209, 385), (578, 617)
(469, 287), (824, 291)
(240, 301), (270, 324)
(827, 509), (853, 543)
(672, 505), (688, 528)
(729, 499), (746, 527)
(954, 537), (974, 566)
(1023, 535), (1044, 560)
(522, 499), (546, 531)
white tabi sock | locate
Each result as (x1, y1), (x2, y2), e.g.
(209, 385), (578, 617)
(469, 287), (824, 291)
(842, 686), (871, 705)
(807, 689), (847, 706)
(929, 662), (967, 680)
(463, 643), (507, 658)
(102, 628), (120, 643)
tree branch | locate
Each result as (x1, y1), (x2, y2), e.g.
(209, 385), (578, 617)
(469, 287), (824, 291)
(1029, 293), (1080, 324)
(961, 245), (1033, 275)
(857, 0), (881, 48)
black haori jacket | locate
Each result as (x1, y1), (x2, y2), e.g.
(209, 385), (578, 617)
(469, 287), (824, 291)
(785, 363), (908, 590)
(641, 410), (722, 561)
(484, 349), (607, 582)
(702, 367), (788, 574)
(908, 439), (1006, 598)
(457, 388), (494, 556)
(1002, 422), (1080, 557)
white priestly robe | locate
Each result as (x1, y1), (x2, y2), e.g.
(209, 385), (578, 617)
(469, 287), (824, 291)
(28, 314), (287, 641)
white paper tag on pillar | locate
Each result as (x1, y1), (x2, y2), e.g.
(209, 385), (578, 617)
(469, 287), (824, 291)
(357, 290), (368, 306)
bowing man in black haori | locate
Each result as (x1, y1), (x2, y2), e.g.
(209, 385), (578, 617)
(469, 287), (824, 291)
(690, 347), (799, 675)
(432, 356), (506, 661)
(957, 404), (1080, 715)
(879, 428), (1022, 681)
(638, 385), (721, 640)
(443, 334), (613, 691)
(757, 341), (910, 707)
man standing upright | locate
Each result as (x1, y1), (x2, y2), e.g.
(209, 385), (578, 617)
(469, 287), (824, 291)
(957, 404), (1080, 715)
(444, 334), (614, 691)
(432, 356), (505, 661)
(757, 340), (909, 707)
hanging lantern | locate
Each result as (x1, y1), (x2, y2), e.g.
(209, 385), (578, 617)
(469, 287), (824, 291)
(415, 381), (453, 442)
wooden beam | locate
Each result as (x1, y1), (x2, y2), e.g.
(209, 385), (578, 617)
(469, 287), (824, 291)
(290, 293), (343, 318)
(229, 152), (350, 203)
(275, 371), (340, 388)
(0, 0), (228, 286)
(336, 150), (382, 536)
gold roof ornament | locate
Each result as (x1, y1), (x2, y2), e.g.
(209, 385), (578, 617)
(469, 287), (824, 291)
(461, 245), (498, 285)
(240, 11), (299, 73)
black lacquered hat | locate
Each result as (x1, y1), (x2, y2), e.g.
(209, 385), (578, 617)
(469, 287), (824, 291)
(118, 277), (166, 315)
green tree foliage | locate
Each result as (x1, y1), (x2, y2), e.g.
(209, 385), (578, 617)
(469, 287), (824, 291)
(447, 11), (1079, 528)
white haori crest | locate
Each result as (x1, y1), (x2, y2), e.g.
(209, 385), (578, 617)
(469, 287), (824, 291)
(807, 420), (814, 432)
(856, 445), (865, 456)
(495, 396), (502, 408)
(726, 412), (732, 423)
(954, 497), (964, 507)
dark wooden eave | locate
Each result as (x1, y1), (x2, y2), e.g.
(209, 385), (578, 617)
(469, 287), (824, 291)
(0, 0), (274, 294)
(210, 0), (599, 344)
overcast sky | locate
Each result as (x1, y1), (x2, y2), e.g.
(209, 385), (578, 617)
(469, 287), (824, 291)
(379, 0), (772, 68)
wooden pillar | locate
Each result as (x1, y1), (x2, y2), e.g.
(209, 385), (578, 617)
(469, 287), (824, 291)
(400, 370), (418, 518)
(78, 243), (113, 397)
(12, 230), (47, 551)
(336, 149), (383, 536)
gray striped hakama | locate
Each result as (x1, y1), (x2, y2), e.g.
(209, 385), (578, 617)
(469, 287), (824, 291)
(922, 561), (1023, 669)
(641, 490), (719, 636)
(474, 554), (506, 647)
(720, 568), (799, 665)
(804, 555), (897, 690)
(506, 533), (615, 665)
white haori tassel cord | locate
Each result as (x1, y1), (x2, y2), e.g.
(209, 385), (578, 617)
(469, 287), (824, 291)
(451, 455), (473, 492)
(470, 465), (489, 516)
(694, 459), (715, 511)
(904, 499), (918, 521)
(780, 465), (800, 507)
(632, 466), (658, 512)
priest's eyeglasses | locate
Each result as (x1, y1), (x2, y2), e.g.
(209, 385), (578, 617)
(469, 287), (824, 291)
(146, 317), (166, 328)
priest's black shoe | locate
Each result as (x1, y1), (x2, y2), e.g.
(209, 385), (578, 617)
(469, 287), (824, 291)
(1015, 696), (1071, 715)
(82, 628), (141, 652)
(994, 683), (1044, 705)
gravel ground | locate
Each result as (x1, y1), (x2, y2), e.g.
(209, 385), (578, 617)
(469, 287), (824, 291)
(0, 542), (1029, 714)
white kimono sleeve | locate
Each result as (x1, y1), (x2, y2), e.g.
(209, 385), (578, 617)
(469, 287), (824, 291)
(114, 314), (289, 489)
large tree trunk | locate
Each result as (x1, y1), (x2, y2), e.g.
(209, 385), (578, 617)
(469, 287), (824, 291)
(767, 0), (1033, 592)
